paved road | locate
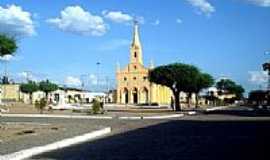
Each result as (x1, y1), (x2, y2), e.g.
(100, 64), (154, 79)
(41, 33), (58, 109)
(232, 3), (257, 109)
(28, 115), (270, 160)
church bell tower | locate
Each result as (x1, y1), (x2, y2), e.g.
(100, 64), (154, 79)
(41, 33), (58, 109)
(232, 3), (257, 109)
(130, 20), (143, 65)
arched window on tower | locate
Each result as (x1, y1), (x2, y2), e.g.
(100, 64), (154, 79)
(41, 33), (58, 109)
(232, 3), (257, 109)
(134, 52), (137, 58)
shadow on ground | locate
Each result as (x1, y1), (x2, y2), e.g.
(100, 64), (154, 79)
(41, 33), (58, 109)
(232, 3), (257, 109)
(204, 109), (270, 117)
(33, 120), (270, 160)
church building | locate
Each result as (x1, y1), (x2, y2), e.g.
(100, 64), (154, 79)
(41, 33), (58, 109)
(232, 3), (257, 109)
(116, 22), (172, 105)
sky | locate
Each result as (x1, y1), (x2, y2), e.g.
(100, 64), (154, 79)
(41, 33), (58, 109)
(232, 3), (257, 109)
(0, 0), (269, 93)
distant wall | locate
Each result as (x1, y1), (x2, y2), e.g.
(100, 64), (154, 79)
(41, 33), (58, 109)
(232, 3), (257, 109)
(0, 84), (20, 102)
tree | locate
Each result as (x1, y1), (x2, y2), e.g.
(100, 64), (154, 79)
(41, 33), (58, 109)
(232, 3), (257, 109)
(39, 80), (58, 101)
(149, 63), (202, 111)
(181, 65), (200, 108)
(262, 62), (270, 89)
(216, 79), (235, 92)
(216, 79), (245, 100)
(231, 85), (245, 99)
(20, 81), (39, 104)
(0, 34), (17, 57)
(194, 73), (214, 107)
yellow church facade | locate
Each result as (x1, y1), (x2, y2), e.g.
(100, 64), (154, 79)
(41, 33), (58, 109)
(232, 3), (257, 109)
(116, 23), (172, 105)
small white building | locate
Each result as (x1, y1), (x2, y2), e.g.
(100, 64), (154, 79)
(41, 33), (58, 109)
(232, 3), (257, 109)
(21, 87), (108, 105)
(21, 91), (46, 104)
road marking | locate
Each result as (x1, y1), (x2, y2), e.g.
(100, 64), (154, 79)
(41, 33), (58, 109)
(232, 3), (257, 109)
(143, 114), (184, 119)
(119, 116), (143, 120)
(205, 106), (229, 112)
(119, 114), (184, 120)
(187, 111), (197, 115)
(0, 127), (111, 160)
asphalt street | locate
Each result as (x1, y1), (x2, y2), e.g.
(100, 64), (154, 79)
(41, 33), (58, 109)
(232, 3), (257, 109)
(26, 115), (270, 160)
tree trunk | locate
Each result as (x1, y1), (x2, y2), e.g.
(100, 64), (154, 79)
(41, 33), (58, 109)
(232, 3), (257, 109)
(187, 92), (192, 108)
(174, 91), (181, 111)
(45, 92), (48, 100)
(195, 93), (199, 108)
(29, 92), (33, 104)
(45, 92), (50, 104)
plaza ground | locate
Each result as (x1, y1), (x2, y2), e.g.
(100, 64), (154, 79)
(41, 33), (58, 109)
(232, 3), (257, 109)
(0, 112), (270, 160)
(32, 116), (270, 160)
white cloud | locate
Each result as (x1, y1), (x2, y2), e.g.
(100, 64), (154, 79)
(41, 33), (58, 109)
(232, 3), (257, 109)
(0, 55), (13, 61)
(249, 71), (268, 85)
(186, 0), (215, 15)
(47, 6), (107, 36)
(151, 19), (160, 26)
(0, 55), (23, 62)
(176, 18), (183, 24)
(103, 10), (133, 24)
(18, 71), (38, 82)
(102, 10), (145, 25)
(18, 72), (28, 79)
(245, 0), (270, 7)
(65, 76), (82, 86)
(0, 4), (35, 36)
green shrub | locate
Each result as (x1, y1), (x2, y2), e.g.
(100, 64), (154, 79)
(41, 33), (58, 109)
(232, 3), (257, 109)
(92, 99), (101, 114)
(35, 98), (47, 114)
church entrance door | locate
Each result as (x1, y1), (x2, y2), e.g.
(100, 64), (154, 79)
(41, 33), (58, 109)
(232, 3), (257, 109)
(123, 88), (129, 104)
(133, 88), (138, 104)
(125, 92), (129, 104)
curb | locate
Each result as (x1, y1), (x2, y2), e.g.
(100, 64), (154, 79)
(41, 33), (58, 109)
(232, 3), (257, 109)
(1, 114), (113, 120)
(0, 127), (111, 160)
(119, 114), (184, 120)
(187, 111), (197, 115)
(205, 106), (229, 112)
(119, 116), (143, 120)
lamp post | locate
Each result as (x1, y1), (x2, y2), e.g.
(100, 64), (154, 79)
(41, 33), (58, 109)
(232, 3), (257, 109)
(96, 62), (101, 92)
(80, 74), (87, 91)
(24, 71), (31, 82)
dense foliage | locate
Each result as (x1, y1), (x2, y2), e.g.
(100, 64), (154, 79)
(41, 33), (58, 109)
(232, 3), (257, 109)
(0, 34), (17, 56)
(39, 80), (58, 98)
(20, 80), (58, 104)
(216, 79), (245, 99)
(20, 81), (39, 104)
(149, 63), (214, 111)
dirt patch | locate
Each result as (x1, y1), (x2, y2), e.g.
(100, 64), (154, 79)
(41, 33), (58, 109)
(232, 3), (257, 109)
(0, 122), (62, 143)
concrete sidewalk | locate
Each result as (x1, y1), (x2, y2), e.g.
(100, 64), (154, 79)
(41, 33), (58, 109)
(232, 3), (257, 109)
(0, 127), (111, 160)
